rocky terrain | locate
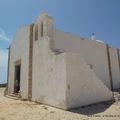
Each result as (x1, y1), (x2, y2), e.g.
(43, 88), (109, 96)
(0, 88), (120, 120)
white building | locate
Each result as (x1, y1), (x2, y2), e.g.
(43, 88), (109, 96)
(7, 12), (120, 109)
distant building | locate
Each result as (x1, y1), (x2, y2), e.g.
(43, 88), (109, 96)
(7, 12), (120, 109)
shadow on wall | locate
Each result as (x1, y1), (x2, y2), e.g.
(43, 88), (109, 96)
(69, 101), (114, 115)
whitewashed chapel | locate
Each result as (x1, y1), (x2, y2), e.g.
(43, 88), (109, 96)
(6, 12), (120, 109)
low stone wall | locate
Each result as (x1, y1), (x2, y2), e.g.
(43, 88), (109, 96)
(0, 83), (7, 87)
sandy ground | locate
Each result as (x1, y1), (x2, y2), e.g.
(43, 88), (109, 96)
(0, 88), (120, 120)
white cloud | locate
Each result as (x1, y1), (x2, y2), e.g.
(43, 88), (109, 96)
(0, 28), (10, 42)
(0, 28), (10, 83)
(0, 49), (8, 68)
(0, 49), (8, 83)
(0, 67), (7, 83)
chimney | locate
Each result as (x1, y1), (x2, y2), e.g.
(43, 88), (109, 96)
(91, 33), (96, 40)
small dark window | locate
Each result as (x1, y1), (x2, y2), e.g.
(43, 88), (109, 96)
(35, 25), (38, 41)
(41, 22), (44, 37)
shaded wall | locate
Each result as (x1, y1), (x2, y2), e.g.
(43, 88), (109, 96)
(109, 47), (120, 89)
(8, 26), (30, 99)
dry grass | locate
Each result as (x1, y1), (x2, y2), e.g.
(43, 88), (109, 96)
(0, 88), (120, 120)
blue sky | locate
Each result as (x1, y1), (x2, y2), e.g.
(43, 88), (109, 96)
(0, 0), (120, 83)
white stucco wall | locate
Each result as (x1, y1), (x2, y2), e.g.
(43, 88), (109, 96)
(32, 34), (112, 109)
(7, 12), (116, 109)
(66, 53), (112, 109)
(109, 47), (120, 89)
(32, 13), (68, 109)
(31, 12), (113, 109)
(53, 30), (111, 89)
(32, 37), (67, 109)
(8, 26), (30, 99)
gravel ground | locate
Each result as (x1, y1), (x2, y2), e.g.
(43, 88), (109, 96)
(0, 88), (120, 120)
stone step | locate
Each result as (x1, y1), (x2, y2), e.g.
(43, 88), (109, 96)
(113, 92), (120, 101)
(5, 94), (21, 100)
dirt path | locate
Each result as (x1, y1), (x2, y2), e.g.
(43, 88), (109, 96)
(0, 88), (120, 120)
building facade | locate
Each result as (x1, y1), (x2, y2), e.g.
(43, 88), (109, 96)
(7, 12), (120, 109)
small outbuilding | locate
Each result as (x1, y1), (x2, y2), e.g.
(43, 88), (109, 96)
(7, 12), (120, 109)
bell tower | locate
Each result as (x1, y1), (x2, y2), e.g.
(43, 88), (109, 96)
(33, 11), (54, 40)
